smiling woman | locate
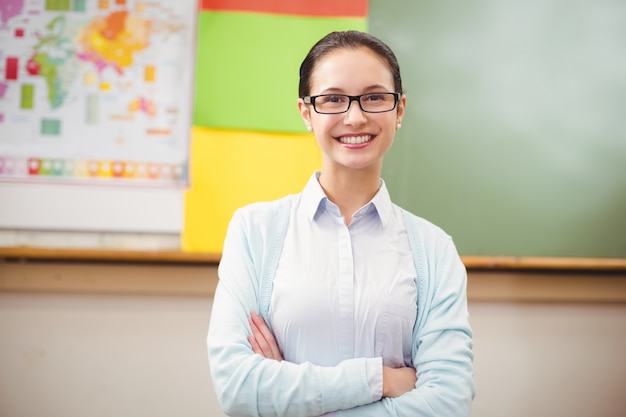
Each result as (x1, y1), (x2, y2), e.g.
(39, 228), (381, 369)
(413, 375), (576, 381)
(207, 30), (475, 417)
(297, 46), (404, 188)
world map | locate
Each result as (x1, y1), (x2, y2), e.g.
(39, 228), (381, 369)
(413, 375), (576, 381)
(0, 1), (195, 186)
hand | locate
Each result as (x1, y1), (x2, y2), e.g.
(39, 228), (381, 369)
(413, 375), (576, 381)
(248, 311), (284, 361)
(382, 366), (417, 398)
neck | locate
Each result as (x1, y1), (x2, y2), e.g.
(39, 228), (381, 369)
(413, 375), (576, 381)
(318, 165), (381, 224)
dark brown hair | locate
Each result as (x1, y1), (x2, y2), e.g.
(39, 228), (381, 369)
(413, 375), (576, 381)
(298, 30), (403, 98)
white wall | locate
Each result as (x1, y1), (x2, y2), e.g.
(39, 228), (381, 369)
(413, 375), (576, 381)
(1, 292), (625, 417)
(470, 302), (626, 417)
(0, 292), (227, 417)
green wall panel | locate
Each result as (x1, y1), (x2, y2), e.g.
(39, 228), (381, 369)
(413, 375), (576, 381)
(193, 12), (366, 133)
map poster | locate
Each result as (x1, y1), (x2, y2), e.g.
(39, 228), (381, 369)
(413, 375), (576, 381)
(0, 0), (196, 187)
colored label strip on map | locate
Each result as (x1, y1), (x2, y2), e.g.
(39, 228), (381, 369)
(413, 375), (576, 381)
(0, 157), (186, 182)
(21, 84), (34, 109)
(5, 57), (18, 80)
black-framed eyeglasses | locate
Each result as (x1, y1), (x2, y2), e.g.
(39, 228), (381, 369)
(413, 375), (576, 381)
(303, 92), (400, 114)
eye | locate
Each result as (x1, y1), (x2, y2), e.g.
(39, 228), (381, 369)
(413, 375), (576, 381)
(319, 94), (347, 104)
(363, 93), (386, 102)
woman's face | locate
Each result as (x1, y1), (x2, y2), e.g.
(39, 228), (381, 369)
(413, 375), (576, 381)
(298, 47), (405, 173)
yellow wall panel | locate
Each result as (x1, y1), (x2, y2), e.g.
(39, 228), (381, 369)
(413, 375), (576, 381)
(182, 127), (321, 253)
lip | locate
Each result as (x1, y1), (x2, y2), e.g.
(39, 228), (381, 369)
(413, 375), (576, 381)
(335, 133), (375, 147)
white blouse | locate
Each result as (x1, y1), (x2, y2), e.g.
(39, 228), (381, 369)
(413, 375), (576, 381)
(269, 172), (418, 399)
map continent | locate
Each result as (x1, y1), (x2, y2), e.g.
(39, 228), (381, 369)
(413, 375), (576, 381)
(78, 10), (151, 75)
(27, 16), (78, 109)
(0, 0), (24, 26)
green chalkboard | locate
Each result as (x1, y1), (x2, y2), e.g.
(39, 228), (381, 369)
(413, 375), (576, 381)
(370, 0), (626, 258)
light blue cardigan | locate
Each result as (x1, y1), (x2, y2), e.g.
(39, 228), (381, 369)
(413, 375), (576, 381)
(208, 194), (475, 416)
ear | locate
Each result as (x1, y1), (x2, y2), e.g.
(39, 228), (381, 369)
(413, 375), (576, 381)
(396, 94), (407, 128)
(298, 98), (313, 131)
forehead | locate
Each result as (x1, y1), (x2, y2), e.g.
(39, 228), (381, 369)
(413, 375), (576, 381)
(309, 47), (394, 92)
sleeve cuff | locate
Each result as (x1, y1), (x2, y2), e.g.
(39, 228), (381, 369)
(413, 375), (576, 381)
(365, 357), (383, 401)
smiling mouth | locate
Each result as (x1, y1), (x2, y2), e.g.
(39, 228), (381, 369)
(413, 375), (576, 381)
(338, 135), (373, 145)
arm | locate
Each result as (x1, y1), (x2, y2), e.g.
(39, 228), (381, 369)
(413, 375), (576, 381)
(207, 208), (381, 417)
(248, 311), (417, 398)
(336, 237), (475, 417)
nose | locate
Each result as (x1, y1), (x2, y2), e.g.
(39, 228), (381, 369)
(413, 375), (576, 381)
(344, 98), (367, 126)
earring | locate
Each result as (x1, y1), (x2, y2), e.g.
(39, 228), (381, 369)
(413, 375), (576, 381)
(307, 126), (312, 132)
(396, 123), (402, 129)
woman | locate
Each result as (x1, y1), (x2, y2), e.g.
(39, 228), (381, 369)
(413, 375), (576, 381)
(208, 30), (474, 416)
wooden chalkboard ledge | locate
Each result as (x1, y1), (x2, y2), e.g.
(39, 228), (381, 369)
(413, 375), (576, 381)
(0, 247), (220, 264)
(462, 256), (626, 271)
(1, 247), (625, 271)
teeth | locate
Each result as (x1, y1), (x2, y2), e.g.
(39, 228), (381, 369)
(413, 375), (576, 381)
(339, 135), (372, 144)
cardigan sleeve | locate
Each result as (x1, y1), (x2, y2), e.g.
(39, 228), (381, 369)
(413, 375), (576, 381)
(335, 233), (475, 417)
(207, 206), (380, 417)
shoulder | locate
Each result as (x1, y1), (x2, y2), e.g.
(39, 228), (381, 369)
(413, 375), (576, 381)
(396, 206), (464, 274)
(228, 194), (296, 239)
(398, 206), (453, 244)
(222, 195), (296, 267)
(234, 194), (294, 221)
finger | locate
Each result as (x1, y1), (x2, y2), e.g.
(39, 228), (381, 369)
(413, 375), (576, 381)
(250, 311), (282, 360)
(248, 334), (263, 355)
(249, 313), (270, 346)
(248, 316), (271, 357)
(249, 315), (280, 359)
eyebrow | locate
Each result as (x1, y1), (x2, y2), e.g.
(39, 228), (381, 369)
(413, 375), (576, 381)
(317, 84), (392, 95)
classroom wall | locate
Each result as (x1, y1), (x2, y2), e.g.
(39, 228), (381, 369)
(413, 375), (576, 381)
(1, 263), (625, 417)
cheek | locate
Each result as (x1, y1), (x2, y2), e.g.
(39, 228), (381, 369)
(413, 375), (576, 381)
(311, 115), (339, 133)
(379, 114), (399, 133)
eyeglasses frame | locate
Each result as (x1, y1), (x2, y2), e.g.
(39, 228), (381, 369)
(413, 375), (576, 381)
(302, 92), (401, 114)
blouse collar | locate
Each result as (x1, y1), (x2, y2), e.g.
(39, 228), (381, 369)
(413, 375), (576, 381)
(301, 172), (393, 227)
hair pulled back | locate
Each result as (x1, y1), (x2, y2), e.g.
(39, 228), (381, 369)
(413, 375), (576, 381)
(299, 30), (403, 98)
